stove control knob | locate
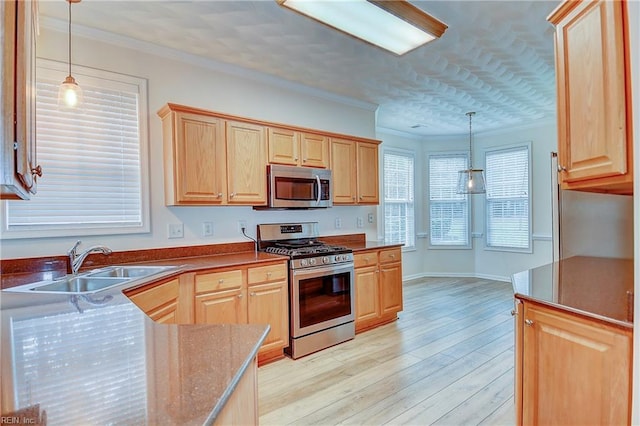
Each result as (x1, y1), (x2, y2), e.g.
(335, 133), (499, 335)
(323, 256), (330, 264)
(309, 258), (316, 266)
(300, 259), (308, 267)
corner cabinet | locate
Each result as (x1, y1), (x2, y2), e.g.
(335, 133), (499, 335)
(1, 0), (40, 200)
(354, 247), (403, 332)
(514, 298), (632, 425)
(331, 138), (380, 205)
(548, 0), (633, 194)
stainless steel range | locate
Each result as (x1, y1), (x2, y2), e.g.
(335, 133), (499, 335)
(257, 222), (355, 359)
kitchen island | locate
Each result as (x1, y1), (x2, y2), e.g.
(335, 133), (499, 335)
(511, 256), (633, 425)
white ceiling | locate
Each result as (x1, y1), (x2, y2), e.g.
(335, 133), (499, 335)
(38, 0), (561, 137)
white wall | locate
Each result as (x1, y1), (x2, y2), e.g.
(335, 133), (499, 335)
(378, 121), (557, 282)
(0, 26), (379, 260)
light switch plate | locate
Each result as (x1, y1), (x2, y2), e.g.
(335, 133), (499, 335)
(202, 222), (213, 237)
(168, 223), (184, 239)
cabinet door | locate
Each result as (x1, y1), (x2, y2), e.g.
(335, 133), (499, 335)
(148, 302), (179, 324)
(357, 142), (379, 204)
(355, 265), (379, 326)
(268, 127), (299, 166)
(551, 0), (631, 191)
(300, 133), (329, 169)
(331, 138), (357, 204)
(522, 303), (631, 425)
(379, 261), (402, 316)
(127, 278), (180, 324)
(248, 281), (288, 353)
(226, 121), (267, 205)
(194, 288), (247, 324)
(167, 112), (226, 205)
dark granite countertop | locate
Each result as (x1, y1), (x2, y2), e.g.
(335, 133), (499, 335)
(511, 256), (634, 329)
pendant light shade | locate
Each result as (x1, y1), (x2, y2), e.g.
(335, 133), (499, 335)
(457, 112), (486, 195)
(58, 0), (83, 110)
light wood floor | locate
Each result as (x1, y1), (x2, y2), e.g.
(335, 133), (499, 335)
(258, 277), (516, 426)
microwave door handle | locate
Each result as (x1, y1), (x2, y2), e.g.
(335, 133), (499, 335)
(315, 175), (321, 205)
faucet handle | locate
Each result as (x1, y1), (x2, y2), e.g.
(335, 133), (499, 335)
(68, 240), (82, 256)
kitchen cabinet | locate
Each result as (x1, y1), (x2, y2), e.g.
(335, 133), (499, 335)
(514, 298), (632, 425)
(331, 138), (380, 205)
(159, 106), (226, 205)
(226, 120), (267, 205)
(268, 127), (329, 168)
(127, 277), (181, 324)
(193, 261), (289, 364)
(354, 247), (403, 332)
(548, 0), (633, 194)
(1, 0), (40, 200)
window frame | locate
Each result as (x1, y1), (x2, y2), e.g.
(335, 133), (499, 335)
(383, 148), (416, 251)
(427, 151), (471, 250)
(2, 58), (150, 239)
(484, 142), (532, 253)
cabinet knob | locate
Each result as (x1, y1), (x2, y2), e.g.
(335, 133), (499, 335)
(390, 254), (396, 258)
(352, 196), (356, 200)
(266, 272), (272, 277)
(525, 319), (534, 327)
(237, 293), (243, 299)
(230, 192), (235, 198)
(250, 292), (256, 297)
(216, 192), (222, 198)
(218, 279), (224, 284)
(359, 195), (363, 200)
(510, 309), (517, 316)
(557, 165), (567, 172)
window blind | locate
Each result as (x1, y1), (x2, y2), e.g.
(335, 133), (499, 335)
(384, 151), (415, 248)
(429, 154), (469, 247)
(6, 60), (148, 237)
(485, 145), (530, 250)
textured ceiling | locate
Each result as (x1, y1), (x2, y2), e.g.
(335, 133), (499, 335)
(38, 0), (560, 136)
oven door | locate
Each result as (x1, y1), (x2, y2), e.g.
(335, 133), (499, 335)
(290, 262), (354, 338)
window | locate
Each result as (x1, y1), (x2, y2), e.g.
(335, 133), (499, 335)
(428, 153), (470, 247)
(383, 150), (415, 249)
(4, 59), (149, 238)
(485, 144), (531, 251)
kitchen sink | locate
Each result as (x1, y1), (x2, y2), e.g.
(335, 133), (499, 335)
(30, 276), (130, 293)
(86, 265), (174, 278)
(4, 265), (178, 295)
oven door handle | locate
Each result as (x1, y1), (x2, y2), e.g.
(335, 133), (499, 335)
(292, 262), (354, 278)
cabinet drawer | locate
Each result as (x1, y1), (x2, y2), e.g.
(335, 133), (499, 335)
(128, 278), (179, 312)
(354, 252), (378, 268)
(195, 270), (243, 293)
(379, 248), (401, 264)
(248, 263), (287, 285)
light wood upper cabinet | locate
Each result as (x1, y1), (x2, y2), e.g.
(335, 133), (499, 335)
(548, 0), (633, 194)
(160, 109), (226, 205)
(1, 0), (39, 200)
(226, 120), (267, 205)
(515, 299), (632, 425)
(331, 138), (380, 205)
(268, 128), (329, 168)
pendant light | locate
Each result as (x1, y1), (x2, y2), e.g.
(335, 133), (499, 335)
(456, 112), (486, 194)
(57, 0), (83, 110)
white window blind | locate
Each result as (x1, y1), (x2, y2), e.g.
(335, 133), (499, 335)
(10, 303), (147, 424)
(384, 151), (415, 248)
(485, 145), (531, 251)
(4, 59), (149, 238)
(429, 153), (470, 247)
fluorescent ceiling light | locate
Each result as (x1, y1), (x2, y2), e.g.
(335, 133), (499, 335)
(277, 0), (448, 55)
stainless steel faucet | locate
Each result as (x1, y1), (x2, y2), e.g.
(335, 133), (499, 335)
(68, 240), (113, 275)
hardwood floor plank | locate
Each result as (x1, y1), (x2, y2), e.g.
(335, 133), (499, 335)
(258, 277), (516, 426)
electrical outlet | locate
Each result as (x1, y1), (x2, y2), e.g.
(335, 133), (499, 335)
(335, 217), (342, 229)
(238, 220), (248, 233)
(368, 213), (374, 223)
(356, 217), (364, 228)
(168, 223), (184, 239)
(202, 222), (213, 237)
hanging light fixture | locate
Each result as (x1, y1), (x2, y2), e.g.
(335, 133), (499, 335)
(57, 0), (83, 110)
(457, 112), (486, 194)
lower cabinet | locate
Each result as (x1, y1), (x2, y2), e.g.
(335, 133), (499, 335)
(354, 247), (403, 333)
(193, 261), (289, 364)
(515, 298), (632, 425)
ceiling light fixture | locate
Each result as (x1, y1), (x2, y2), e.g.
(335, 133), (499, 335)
(58, 0), (83, 110)
(457, 112), (486, 195)
(276, 0), (447, 55)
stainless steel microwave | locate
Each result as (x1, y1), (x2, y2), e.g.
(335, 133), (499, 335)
(265, 164), (332, 209)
